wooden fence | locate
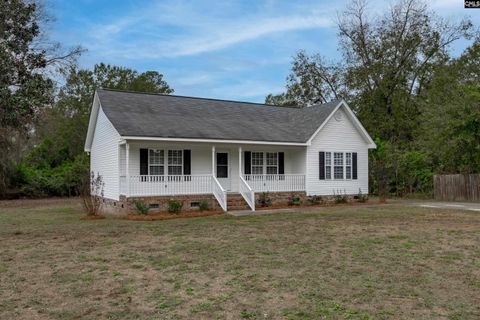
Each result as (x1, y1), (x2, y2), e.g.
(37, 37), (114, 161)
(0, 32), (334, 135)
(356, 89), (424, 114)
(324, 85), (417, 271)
(434, 174), (480, 202)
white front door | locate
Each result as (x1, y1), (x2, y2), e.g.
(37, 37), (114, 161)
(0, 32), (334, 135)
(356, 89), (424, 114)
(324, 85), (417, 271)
(216, 152), (230, 191)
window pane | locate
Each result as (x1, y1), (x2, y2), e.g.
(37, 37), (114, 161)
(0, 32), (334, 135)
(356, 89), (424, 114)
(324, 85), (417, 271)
(267, 166), (277, 174)
(252, 166), (263, 175)
(326, 166), (331, 179)
(325, 152), (331, 165)
(150, 165), (164, 175)
(266, 152), (277, 166)
(334, 166), (343, 179)
(346, 152), (352, 166)
(168, 150), (183, 165)
(149, 149), (164, 165)
(168, 166), (182, 175)
(346, 166), (352, 179)
(217, 153), (228, 165)
(252, 152), (263, 166)
(217, 165), (228, 178)
(334, 152), (343, 165)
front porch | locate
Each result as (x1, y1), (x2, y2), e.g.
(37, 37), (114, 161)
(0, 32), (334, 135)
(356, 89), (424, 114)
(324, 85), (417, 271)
(118, 141), (306, 211)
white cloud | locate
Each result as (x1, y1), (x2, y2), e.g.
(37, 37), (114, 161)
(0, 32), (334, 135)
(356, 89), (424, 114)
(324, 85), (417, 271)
(82, 1), (335, 59)
(161, 15), (333, 57)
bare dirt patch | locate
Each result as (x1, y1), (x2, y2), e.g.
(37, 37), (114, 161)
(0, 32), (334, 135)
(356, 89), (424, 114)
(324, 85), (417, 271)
(0, 199), (479, 319)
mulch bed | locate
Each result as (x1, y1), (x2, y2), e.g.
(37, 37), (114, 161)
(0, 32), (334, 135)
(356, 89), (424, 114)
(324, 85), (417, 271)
(126, 210), (224, 221)
(255, 200), (385, 211)
(125, 201), (386, 220)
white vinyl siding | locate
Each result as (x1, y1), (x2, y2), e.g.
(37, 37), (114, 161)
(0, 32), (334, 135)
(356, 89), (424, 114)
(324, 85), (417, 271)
(90, 106), (121, 200)
(306, 107), (369, 195)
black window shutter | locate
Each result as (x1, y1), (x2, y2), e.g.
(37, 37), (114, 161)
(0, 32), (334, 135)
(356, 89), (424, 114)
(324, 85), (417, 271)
(183, 150), (191, 175)
(319, 152), (325, 180)
(140, 148), (148, 175)
(244, 151), (251, 174)
(352, 152), (358, 180)
(278, 152), (285, 174)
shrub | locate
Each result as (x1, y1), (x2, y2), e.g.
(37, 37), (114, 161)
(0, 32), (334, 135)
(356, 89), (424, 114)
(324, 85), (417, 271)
(168, 200), (183, 214)
(198, 199), (210, 211)
(79, 171), (104, 216)
(357, 188), (368, 203)
(333, 189), (348, 204)
(307, 195), (322, 205)
(288, 195), (302, 206)
(259, 192), (272, 207)
(13, 154), (89, 198)
(134, 200), (149, 215)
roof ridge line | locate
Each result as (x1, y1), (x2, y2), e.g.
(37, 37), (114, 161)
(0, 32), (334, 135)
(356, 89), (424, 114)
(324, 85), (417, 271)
(97, 87), (303, 108)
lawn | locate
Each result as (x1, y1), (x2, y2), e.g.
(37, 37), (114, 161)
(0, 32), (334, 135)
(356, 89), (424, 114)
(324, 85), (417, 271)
(0, 199), (479, 320)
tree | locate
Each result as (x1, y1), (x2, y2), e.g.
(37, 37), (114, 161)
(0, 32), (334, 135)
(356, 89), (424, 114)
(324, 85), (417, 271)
(15, 63), (174, 197)
(265, 51), (345, 106)
(337, 0), (472, 142)
(0, 0), (82, 196)
(268, 0), (477, 196)
(418, 41), (480, 174)
(271, 0), (473, 138)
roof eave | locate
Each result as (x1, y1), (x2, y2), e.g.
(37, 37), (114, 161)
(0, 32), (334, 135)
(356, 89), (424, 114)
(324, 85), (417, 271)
(120, 136), (308, 146)
(84, 91), (101, 152)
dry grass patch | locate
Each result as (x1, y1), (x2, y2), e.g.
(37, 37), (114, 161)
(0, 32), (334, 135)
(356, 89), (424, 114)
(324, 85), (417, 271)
(0, 198), (479, 319)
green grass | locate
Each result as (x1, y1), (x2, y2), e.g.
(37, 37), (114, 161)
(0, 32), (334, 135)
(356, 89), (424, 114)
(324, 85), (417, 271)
(0, 198), (479, 319)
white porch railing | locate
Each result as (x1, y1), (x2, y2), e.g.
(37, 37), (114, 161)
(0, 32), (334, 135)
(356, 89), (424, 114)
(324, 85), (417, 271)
(239, 175), (255, 211)
(121, 174), (228, 212)
(128, 175), (213, 196)
(212, 176), (227, 211)
(243, 174), (305, 192)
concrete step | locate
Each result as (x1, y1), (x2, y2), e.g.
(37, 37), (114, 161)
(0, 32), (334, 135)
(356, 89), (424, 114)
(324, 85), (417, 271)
(227, 193), (251, 211)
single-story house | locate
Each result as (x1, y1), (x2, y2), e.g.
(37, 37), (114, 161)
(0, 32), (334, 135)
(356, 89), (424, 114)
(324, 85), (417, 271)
(84, 88), (376, 213)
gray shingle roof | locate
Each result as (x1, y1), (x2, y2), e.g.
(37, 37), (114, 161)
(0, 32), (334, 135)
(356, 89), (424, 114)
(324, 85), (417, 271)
(97, 88), (341, 143)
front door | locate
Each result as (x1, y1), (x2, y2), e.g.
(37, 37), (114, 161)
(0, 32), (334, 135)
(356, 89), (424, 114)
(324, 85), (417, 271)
(216, 152), (230, 191)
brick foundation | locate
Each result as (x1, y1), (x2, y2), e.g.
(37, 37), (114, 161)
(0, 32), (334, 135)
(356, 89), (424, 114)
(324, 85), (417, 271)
(100, 194), (221, 215)
(99, 192), (363, 215)
(255, 192), (360, 207)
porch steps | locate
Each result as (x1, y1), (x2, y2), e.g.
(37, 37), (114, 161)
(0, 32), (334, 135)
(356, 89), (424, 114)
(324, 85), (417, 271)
(227, 193), (252, 211)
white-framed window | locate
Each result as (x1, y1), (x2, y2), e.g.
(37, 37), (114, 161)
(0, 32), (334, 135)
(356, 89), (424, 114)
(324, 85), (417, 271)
(346, 152), (352, 179)
(149, 149), (164, 175)
(266, 152), (278, 174)
(168, 150), (183, 175)
(325, 152), (332, 179)
(251, 152), (264, 174)
(334, 152), (344, 179)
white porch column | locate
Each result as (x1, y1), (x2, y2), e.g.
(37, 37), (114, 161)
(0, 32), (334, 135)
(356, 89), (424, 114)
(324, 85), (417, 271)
(125, 142), (130, 197)
(211, 145), (215, 176)
(238, 147), (242, 177)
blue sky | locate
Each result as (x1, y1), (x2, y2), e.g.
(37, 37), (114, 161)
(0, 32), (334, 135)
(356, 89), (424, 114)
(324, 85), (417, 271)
(49, 0), (478, 103)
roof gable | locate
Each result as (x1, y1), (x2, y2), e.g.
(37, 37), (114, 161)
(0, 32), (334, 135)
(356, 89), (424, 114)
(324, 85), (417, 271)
(306, 100), (376, 148)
